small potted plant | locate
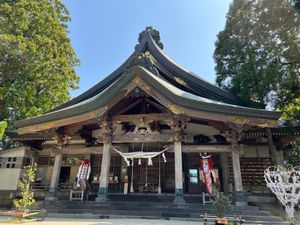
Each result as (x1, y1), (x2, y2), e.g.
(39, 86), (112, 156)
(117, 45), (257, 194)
(212, 191), (232, 225)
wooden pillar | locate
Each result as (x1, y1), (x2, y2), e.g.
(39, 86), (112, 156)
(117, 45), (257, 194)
(220, 153), (230, 194)
(174, 140), (183, 196)
(166, 116), (188, 204)
(96, 142), (111, 201)
(267, 128), (284, 166)
(46, 147), (62, 200)
(231, 147), (246, 205)
(173, 136), (185, 204)
(95, 120), (112, 202)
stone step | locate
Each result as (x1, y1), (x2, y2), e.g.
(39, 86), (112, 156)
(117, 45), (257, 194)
(45, 208), (285, 223)
(47, 213), (290, 225)
(44, 200), (260, 211)
(45, 205), (271, 216)
(47, 208), (284, 221)
(43, 200), (289, 224)
(44, 204), (266, 216)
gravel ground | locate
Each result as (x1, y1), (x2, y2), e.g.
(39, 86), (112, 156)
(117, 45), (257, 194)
(0, 217), (203, 225)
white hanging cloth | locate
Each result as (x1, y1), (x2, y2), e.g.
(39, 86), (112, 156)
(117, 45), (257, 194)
(110, 145), (173, 166)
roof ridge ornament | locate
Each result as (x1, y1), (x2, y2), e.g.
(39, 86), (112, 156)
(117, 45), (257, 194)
(135, 26), (164, 50)
(126, 53), (159, 75)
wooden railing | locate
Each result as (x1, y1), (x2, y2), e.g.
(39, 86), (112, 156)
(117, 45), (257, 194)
(202, 213), (245, 225)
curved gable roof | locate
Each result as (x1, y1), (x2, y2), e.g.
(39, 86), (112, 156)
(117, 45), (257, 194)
(51, 27), (242, 112)
(16, 66), (280, 129)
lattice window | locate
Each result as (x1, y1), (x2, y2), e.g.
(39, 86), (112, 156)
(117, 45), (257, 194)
(0, 157), (23, 169)
(90, 155), (102, 182)
(62, 155), (85, 165)
(229, 157), (272, 192)
(38, 157), (50, 166)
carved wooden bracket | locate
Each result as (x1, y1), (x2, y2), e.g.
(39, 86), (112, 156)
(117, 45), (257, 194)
(223, 130), (244, 153)
(62, 135), (71, 145)
(165, 114), (189, 132)
(50, 146), (62, 157)
(98, 133), (112, 144)
(54, 132), (65, 147)
(173, 131), (185, 142)
(97, 117), (113, 144)
(165, 115), (190, 142)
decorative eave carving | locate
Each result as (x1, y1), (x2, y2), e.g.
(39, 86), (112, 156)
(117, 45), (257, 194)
(174, 77), (187, 86)
(124, 76), (152, 96)
(257, 118), (279, 127)
(126, 53), (159, 75)
(226, 114), (278, 128)
(226, 115), (250, 126)
(167, 103), (185, 115)
(127, 87), (149, 98)
(125, 119), (159, 137)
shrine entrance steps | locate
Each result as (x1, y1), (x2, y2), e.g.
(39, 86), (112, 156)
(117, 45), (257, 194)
(43, 194), (289, 225)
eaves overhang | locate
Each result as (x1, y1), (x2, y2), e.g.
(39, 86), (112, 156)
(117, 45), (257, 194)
(16, 66), (281, 131)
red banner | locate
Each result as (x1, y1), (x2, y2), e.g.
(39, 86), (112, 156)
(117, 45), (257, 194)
(200, 155), (214, 195)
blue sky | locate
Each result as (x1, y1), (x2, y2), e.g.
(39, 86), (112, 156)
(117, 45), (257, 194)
(63, 0), (233, 97)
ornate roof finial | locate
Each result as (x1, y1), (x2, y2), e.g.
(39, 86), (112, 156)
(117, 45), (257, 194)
(126, 53), (159, 75)
(135, 26), (164, 50)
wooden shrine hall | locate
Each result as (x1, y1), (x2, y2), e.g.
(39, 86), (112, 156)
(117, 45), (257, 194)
(10, 27), (299, 205)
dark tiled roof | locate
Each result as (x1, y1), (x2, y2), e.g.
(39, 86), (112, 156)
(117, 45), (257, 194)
(49, 27), (242, 113)
(16, 66), (281, 128)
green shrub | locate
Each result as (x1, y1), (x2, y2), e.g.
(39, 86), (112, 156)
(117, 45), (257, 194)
(212, 191), (232, 218)
(13, 163), (37, 213)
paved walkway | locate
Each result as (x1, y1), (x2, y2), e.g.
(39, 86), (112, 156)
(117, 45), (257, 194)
(0, 217), (203, 225)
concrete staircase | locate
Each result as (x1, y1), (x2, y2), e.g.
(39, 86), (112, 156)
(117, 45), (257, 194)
(43, 194), (289, 225)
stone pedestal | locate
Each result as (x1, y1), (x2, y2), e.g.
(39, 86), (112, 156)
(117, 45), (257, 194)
(46, 150), (62, 201)
(95, 142), (111, 202)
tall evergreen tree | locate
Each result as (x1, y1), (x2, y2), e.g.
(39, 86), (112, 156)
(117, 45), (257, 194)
(214, 0), (300, 115)
(214, 0), (300, 165)
(0, 0), (79, 148)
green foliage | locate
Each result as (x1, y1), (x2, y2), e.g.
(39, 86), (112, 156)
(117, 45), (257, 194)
(212, 192), (232, 218)
(0, 121), (7, 139)
(282, 98), (300, 122)
(284, 139), (300, 166)
(214, 0), (300, 114)
(13, 163), (37, 213)
(214, 0), (300, 165)
(0, 0), (79, 148)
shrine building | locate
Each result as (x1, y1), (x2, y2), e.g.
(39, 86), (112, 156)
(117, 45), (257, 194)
(3, 27), (299, 206)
